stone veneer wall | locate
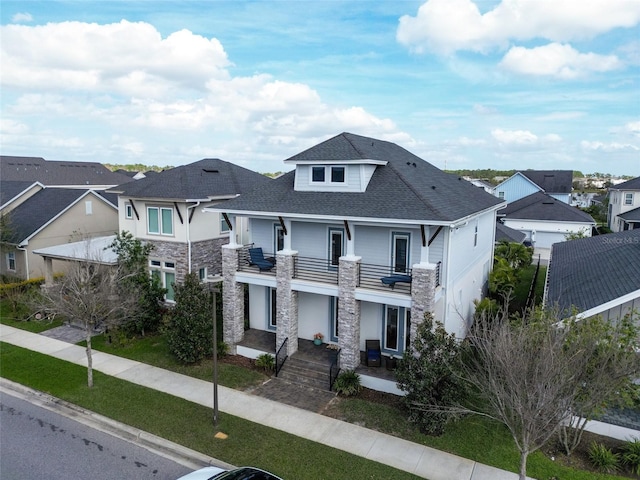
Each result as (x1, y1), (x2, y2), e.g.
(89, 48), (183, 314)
(222, 245), (245, 354)
(338, 256), (361, 370)
(409, 263), (437, 350)
(276, 252), (298, 356)
(146, 237), (227, 283)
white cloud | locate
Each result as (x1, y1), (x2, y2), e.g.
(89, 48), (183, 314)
(11, 13), (33, 23)
(581, 140), (639, 152)
(623, 121), (640, 137)
(473, 104), (498, 115)
(491, 128), (561, 150)
(499, 43), (622, 79)
(0, 118), (29, 134)
(397, 0), (640, 55)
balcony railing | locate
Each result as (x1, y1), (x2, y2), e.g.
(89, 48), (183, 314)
(293, 256), (339, 284)
(237, 245), (277, 275)
(358, 263), (412, 294)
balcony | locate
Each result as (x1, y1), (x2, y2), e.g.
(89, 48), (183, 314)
(237, 245), (277, 276)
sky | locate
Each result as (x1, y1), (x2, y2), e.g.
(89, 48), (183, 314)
(1, 1), (639, 176)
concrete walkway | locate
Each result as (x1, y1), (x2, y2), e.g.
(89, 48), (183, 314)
(1, 324), (527, 480)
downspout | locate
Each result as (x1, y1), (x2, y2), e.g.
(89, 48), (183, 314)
(186, 201), (201, 274)
(17, 244), (29, 280)
(443, 226), (454, 331)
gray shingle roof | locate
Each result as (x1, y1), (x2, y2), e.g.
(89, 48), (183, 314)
(4, 189), (104, 244)
(496, 222), (526, 243)
(1, 156), (133, 187)
(546, 229), (640, 315)
(219, 133), (504, 222)
(109, 159), (271, 200)
(619, 206), (640, 222)
(611, 176), (640, 190)
(0, 181), (38, 207)
(500, 192), (595, 223)
(520, 170), (573, 194)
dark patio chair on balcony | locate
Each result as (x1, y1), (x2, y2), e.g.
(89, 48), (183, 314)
(366, 339), (381, 367)
(380, 274), (412, 289)
(248, 248), (275, 271)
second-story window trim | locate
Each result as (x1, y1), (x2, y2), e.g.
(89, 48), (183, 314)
(625, 193), (634, 205)
(391, 232), (410, 274)
(125, 203), (133, 219)
(328, 227), (344, 269)
(310, 165), (346, 184)
(147, 206), (174, 236)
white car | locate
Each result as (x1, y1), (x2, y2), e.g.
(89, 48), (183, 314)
(177, 466), (283, 480)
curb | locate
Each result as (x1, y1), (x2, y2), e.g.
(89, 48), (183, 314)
(0, 377), (235, 472)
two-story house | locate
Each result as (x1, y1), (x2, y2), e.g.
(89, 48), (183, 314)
(493, 170), (573, 204)
(107, 159), (271, 301)
(206, 133), (505, 391)
(607, 177), (640, 232)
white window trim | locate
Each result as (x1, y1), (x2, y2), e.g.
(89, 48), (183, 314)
(310, 165), (346, 185)
(624, 193), (634, 205)
(6, 252), (16, 271)
(149, 259), (176, 302)
(125, 203), (133, 219)
(391, 232), (410, 274)
(147, 206), (174, 236)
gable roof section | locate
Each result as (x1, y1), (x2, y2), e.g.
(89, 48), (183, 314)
(0, 181), (42, 210)
(520, 170), (573, 194)
(4, 188), (116, 245)
(546, 229), (640, 316)
(1, 155), (133, 187)
(610, 176), (640, 191)
(500, 192), (594, 223)
(496, 222), (526, 243)
(108, 158), (271, 200)
(217, 133), (505, 223)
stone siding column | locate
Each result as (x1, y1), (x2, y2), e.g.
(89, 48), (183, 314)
(338, 256), (361, 370)
(410, 263), (437, 351)
(276, 251), (298, 356)
(222, 244), (244, 354)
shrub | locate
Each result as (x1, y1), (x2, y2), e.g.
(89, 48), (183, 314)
(255, 353), (275, 372)
(333, 370), (361, 396)
(216, 341), (229, 358)
(166, 273), (213, 364)
(621, 439), (640, 474)
(588, 442), (620, 473)
(395, 313), (467, 436)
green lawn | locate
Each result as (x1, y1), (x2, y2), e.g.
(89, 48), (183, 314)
(0, 298), (64, 332)
(0, 343), (418, 480)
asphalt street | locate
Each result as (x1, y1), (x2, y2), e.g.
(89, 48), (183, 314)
(0, 390), (194, 480)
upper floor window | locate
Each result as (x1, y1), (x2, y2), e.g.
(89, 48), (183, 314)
(392, 232), (410, 274)
(125, 203), (133, 219)
(625, 193), (634, 205)
(311, 165), (346, 184)
(220, 215), (230, 233)
(329, 228), (344, 268)
(147, 206), (173, 235)
(85, 200), (92, 215)
(6, 252), (16, 271)
(498, 191), (505, 199)
(274, 225), (285, 253)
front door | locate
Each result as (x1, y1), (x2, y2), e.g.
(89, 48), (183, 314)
(383, 306), (411, 355)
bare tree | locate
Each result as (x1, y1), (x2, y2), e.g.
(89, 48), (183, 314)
(35, 250), (139, 387)
(463, 309), (589, 480)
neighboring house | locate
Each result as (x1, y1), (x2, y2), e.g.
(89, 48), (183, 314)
(206, 132), (505, 392)
(544, 229), (640, 321)
(495, 222), (526, 244)
(493, 170), (573, 204)
(0, 155), (133, 189)
(607, 176), (640, 232)
(0, 181), (44, 213)
(106, 158), (271, 301)
(0, 188), (119, 279)
(465, 178), (494, 193)
(498, 192), (595, 259)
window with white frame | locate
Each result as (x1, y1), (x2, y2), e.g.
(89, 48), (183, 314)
(391, 232), (410, 274)
(328, 228), (344, 268)
(274, 224), (284, 253)
(198, 267), (207, 281)
(498, 191), (505, 199)
(220, 214), (230, 233)
(268, 288), (277, 330)
(330, 296), (339, 342)
(85, 200), (92, 215)
(6, 252), (16, 271)
(625, 193), (634, 205)
(310, 165), (346, 184)
(150, 259), (176, 301)
(125, 203), (133, 219)
(147, 206), (173, 235)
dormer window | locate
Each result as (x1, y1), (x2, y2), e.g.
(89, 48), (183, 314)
(310, 165), (346, 184)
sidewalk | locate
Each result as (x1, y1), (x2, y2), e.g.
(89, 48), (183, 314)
(0, 324), (524, 480)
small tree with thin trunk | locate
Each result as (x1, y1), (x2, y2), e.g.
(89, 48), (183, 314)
(463, 308), (584, 480)
(34, 250), (138, 387)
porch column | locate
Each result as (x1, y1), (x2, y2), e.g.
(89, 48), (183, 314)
(42, 256), (54, 286)
(276, 250), (298, 356)
(338, 255), (361, 370)
(222, 244), (244, 354)
(282, 218), (292, 252)
(409, 262), (437, 351)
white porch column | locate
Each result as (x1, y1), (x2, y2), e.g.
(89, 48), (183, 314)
(282, 218), (292, 252)
(43, 256), (54, 286)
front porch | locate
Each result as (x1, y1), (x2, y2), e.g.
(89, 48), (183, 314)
(236, 329), (402, 394)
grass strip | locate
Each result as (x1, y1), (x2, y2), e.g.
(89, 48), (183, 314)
(0, 342), (419, 480)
